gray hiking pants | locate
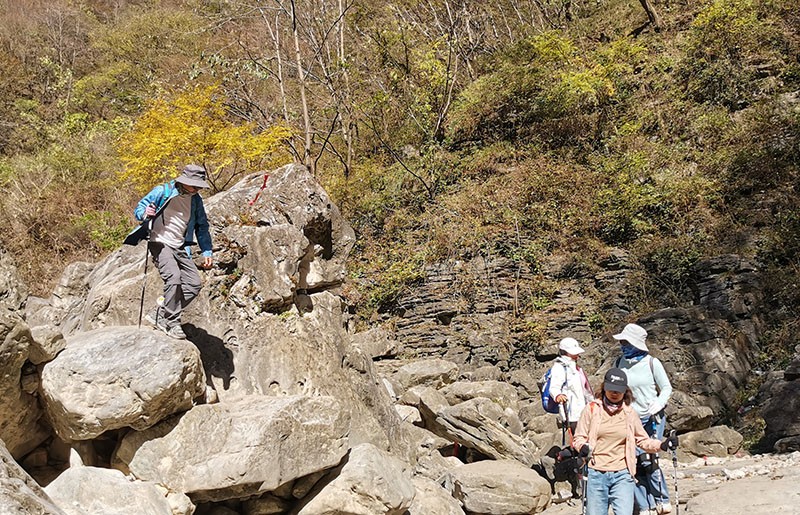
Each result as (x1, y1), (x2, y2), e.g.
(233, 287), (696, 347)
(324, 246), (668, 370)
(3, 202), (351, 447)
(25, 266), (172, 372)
(148, 242), (202, 328)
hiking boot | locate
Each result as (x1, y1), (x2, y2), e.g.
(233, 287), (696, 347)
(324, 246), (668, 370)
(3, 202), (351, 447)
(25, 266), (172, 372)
(154, 317), (186, 339)
(657, 503), (672, 514)
(143, 307), (162, 327)
(162, 324), (187, 340)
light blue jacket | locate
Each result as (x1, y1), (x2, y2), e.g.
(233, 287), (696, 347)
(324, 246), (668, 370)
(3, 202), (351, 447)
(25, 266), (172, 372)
(616, 355), (672, 418)
(127, 180), (212, 257)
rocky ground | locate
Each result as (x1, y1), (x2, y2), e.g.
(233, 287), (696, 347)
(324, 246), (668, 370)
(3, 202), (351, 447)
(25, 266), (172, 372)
(2, 164), (798, 515)
(541, 452), (800, 515)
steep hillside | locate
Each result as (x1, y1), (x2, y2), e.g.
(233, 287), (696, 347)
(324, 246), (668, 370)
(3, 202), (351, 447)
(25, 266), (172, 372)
(323, 0), (799, 450)
(0, 0), (796, 451)
(334, 0), (799, 360)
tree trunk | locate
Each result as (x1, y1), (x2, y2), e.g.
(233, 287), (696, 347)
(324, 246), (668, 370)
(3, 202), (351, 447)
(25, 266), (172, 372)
(290, 0), (314, 173)
(639, 0), (664, 31)
(338, 0), (353, 177)
(260, 8), (290, 124)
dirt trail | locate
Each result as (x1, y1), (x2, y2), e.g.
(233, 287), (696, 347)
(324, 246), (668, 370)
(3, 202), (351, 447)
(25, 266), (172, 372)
(540, 452), (800, 515)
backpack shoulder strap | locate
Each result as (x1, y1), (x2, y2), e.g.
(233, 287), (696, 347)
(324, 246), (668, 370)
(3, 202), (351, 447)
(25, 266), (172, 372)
(159, 183), (172, 208)
(650, 355), (661, 395)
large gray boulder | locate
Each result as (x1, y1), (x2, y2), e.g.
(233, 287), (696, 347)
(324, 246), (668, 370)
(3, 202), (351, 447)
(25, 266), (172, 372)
(192, 291), (402, 451)
(677, 425), (744, 460)
(25, 261), (94, 338)
(114, 395), (350, 502)
(44, 467), (179, 515)
(393, 359), (460, 393)
(40, 326), (206, 441)
(666, 391), (714, 432)
(209, 164), (355, 294)
(439, 381), (520, 411)
(295, 443), (415, 515)
(0, 310), (50, 458)
(407, 477), (465, 515)
(761, 368), (800, 451)
(444, 460), (550, 515)
(0, 249), (28, 312)
(429, 398), (536, 466)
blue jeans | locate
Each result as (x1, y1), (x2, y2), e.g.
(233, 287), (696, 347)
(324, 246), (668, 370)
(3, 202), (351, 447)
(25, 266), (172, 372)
(586, 468), (635, 515)
(635, 413), (670, 511)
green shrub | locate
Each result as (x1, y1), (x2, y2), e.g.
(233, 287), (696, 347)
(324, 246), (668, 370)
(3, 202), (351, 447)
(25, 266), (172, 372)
(546, 66), (615, 115)
(677, 0), (786, 108)
(448, 33), (647, 148)
(72, 211), (132, 251)
(638, 237), (703, 302)
(447, 31), (582, 144)
(447, 63), (543, 144)
(721, 103), (800, 194)
(592, 153), (667, 243)
(323, 159), (416, 237)
(0, 159), (12, 187)
(356, 249), (427, 313)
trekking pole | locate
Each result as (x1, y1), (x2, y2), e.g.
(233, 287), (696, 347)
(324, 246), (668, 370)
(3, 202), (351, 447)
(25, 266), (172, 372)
(558, 401), (568, 446)
(669, 429), (679, 515)
(137, 216), (153, 329)
(580, 456), (589, 515)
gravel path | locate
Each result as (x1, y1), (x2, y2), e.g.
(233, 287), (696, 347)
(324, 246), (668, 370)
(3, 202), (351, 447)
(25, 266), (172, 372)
(539, 452), (800, 515)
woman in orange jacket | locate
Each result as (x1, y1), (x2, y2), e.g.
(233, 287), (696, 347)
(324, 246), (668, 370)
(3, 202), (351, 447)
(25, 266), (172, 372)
(568, 368), (678, 515)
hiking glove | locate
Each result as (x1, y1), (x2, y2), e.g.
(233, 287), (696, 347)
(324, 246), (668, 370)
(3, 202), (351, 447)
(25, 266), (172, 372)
(557, 448), (574, 461)
(578, 444), (591, 458)
(660, 434), (678, 451)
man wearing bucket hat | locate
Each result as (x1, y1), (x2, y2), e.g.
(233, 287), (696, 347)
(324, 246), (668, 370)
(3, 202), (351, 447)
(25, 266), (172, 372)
(128, 164), (213, 339)
(612, 323), (674, 515)
(568, 368), (678, 515)
(549, 337), (595, 435)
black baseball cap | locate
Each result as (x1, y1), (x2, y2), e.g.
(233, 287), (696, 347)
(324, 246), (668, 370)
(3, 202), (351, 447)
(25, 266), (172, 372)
(604, 367), (628, 393)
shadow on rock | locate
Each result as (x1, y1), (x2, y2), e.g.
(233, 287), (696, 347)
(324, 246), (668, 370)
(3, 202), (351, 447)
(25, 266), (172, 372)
(532, 445), (581, 498)
(184, 324), (234, 390)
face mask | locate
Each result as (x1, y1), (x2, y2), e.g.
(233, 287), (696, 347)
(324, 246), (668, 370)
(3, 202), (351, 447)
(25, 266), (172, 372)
(603, 394), (623, 414)
(177, 183), (197, 196)
(621, 344), (647, 360)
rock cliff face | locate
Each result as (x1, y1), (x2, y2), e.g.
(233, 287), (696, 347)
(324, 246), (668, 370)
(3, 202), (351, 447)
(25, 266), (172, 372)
(388, 248), (769, 426)
(0, 163), (796, 514)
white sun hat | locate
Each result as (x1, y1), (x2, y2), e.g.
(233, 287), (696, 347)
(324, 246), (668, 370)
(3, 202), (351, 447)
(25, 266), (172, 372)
(612, 323), (648, 351)
(559, 337), (585, 355)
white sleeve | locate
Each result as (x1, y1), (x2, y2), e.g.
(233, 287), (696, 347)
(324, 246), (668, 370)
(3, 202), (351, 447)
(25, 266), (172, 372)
(549, 363), (568, 398)
(653, 358), (673, 405)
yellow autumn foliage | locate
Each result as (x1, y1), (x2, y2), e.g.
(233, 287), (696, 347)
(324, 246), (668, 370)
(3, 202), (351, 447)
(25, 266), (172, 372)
(117, 84), (292, 193)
